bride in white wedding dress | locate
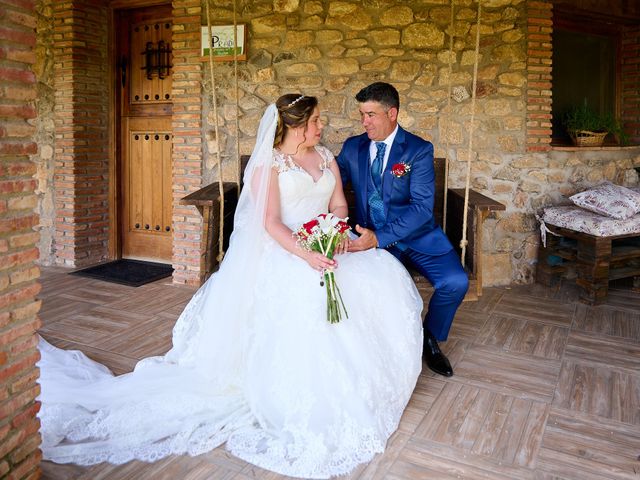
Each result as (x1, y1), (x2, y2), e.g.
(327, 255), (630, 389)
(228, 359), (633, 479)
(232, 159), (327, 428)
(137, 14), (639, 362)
(38, 94), (423, 479)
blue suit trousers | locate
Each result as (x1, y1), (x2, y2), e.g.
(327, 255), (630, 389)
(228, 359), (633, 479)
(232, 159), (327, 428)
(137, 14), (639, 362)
(388, 247), (468, 341)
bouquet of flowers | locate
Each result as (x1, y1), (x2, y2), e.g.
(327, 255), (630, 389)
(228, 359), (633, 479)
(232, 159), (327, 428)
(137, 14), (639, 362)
(294, 213), (350, 324)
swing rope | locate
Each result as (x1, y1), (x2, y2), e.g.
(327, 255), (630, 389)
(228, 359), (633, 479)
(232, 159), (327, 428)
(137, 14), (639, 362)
(232, 0), (241, 192)
(442, 0), (456, 233)
(204, 0), (225, 263)
(460, 0), (483, 266)
(205, 0), (242, 264)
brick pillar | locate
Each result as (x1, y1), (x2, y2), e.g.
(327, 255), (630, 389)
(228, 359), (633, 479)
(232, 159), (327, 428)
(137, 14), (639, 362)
(526, 0), (553, 152)
(52, 0), (109, 267)
(171, 0), (204, 285)
(621, 26), (640, 144)
(0, 0), (43, 478)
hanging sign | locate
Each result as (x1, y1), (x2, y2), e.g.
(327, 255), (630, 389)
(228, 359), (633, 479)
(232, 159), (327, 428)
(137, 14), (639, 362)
(201, 24), (246, 61)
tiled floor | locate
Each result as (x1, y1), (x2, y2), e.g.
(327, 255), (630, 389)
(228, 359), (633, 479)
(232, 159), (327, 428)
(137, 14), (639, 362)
(37, 267), (640, 479)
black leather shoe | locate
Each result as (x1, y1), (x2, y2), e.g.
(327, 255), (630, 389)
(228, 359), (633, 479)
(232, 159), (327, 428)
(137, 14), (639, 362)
(423, 329), (453, 377)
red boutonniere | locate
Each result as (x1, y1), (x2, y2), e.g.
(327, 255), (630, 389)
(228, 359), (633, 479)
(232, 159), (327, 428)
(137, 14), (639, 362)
(391, 162), (411, 178)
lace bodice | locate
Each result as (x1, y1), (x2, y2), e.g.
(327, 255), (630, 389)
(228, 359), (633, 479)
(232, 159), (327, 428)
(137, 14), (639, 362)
(272, 145), (336, 230)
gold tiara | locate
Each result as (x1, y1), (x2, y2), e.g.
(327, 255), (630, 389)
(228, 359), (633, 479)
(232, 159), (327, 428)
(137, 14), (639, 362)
(286, 95), (305, 108)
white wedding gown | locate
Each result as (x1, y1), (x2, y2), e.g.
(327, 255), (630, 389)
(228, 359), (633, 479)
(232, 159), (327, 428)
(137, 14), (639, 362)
(38, 146), (423, 479)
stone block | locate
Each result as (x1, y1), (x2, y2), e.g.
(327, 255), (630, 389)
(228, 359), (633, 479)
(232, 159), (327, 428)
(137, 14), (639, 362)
(482, 252), (512, 286)
(446, 20), (471, 38)
(390, 60), (421, 80)
(362, 57), (392, 71)
(328, 58), (359, 75)
(437, 50), (457, 64)
(501, 29), (524, 43)
(251, 14), (286, 34)
(315, 30), (343, 44)
(304, 1), (323, 14)
(491, 44), (526, 62)
(286, 62), (318, 75)
(498, 87), (522, 97)
(327, 9), (372, 30)
(368, 28), (400, 46)
(497, 135), (518, 152)
(503, 116), (523, 130)
(484, 0), (513, 7)
(284, 30), (314, 48)
(274, 0), (299, 13)
(402, 23), (444, 49)
(483, 99), (512, 116)
(381, 6), (414, 26)
(328, 1), (356, 16)
(346, 47), (374, 57)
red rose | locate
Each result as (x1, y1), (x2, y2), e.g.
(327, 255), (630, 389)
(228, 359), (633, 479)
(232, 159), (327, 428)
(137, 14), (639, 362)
(303, 219), (319, 234)
(336, 221), (350, 233)
(391, 162), (411, 178)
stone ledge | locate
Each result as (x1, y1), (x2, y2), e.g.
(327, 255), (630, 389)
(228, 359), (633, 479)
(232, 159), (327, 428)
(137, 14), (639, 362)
(550, 144), (640, 152)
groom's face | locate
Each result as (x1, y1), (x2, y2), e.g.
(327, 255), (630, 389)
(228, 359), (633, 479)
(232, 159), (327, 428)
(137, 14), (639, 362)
(359, 101), (398, 141)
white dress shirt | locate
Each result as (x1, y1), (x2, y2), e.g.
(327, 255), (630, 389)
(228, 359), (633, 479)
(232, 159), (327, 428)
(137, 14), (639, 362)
(368, 124), (399, 175)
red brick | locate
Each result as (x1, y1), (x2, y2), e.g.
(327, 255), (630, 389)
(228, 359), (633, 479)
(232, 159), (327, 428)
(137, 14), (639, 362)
(6, 449), (41, 480)
(0, 141), (37, 155)
(0, 29), (35, 49)
(2, 0), (36, 10)
(6, 377), (40, 417)
(0, 104), (36, 119)
(0, 214), (37, 234)
(0, 285), (41, 320)
(2, 8), (36, 29)
(0, 179), (37, 194)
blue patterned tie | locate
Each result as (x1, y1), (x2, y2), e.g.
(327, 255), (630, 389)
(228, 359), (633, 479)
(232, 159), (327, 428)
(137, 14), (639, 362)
(371, 142), (386, 192)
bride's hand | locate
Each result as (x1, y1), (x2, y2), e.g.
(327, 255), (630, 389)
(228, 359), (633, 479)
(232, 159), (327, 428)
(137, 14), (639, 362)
(303, 251), (337, 272)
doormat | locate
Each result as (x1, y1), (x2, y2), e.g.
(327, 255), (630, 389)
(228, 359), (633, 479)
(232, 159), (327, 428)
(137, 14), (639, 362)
(71, 259), (173, 287)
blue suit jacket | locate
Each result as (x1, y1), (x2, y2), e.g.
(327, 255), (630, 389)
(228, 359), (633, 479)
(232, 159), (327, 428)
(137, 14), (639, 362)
(337, 126), (453, 256)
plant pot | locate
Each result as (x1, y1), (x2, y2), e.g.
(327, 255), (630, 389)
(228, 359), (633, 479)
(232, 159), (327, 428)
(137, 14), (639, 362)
(569, 130), (608, 147)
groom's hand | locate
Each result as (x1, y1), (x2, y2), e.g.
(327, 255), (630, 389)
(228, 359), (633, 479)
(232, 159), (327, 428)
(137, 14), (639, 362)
(348, 225), (378, 252)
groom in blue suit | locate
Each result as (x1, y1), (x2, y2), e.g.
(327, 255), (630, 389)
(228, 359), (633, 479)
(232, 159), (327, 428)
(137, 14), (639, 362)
(337, 82), (468, 377)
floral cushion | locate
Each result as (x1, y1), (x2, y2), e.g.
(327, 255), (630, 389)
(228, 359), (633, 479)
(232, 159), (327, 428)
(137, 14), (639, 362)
(569, 182), (640, 220)
(542, 206), (640, 237)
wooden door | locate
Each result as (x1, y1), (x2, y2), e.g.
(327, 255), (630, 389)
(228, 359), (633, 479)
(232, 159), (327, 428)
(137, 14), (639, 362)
(116, 5), (173, 262)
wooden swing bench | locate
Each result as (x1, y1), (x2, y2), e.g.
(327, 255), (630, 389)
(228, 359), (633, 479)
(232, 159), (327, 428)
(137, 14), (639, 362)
(181, 156), (505, 300)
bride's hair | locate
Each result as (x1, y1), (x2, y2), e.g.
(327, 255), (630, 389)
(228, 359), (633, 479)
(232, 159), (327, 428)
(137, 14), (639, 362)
(273, 94), (318, 147)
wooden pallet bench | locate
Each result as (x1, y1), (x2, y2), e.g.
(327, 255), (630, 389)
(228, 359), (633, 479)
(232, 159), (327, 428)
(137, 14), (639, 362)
(536, 206), (640, 304)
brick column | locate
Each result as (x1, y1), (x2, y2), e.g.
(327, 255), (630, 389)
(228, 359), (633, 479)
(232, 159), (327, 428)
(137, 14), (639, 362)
(526, 0), (553, 152)
(171, 0), (204, 285)
(52, 0), (109, 267)
(0, 0), (43, 478)
(621, 26), (640, 144)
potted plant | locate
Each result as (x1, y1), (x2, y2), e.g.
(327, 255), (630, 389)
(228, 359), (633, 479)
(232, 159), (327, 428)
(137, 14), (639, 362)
(563, 105), (628, 147)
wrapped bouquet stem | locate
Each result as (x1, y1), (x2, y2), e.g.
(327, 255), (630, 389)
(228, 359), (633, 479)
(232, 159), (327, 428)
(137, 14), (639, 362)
(294, 213), (350, 324)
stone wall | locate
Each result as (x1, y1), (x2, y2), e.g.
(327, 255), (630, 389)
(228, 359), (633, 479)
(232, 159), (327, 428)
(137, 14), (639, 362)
(203, 0), (531, 185)
(481, 146), (640, 284)
(0, 0), (43, 477)
(200, 0), (639, 286)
